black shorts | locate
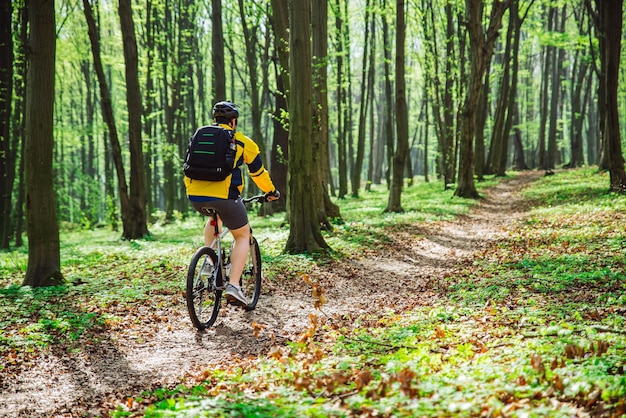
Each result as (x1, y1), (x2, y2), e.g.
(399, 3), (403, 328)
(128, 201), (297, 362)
(190, 198), (249, 230)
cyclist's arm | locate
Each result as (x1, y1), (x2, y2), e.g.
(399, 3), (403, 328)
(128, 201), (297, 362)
(240, 133), (276, 194)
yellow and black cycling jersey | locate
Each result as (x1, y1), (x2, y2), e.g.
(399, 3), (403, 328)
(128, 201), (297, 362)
(184, 124), (275, 201)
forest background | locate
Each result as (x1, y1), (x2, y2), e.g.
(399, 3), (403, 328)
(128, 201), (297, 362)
(0, 0), (625, 286)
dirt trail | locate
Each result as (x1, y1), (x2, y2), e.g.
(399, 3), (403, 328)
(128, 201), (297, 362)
(1, 172), (541, 417)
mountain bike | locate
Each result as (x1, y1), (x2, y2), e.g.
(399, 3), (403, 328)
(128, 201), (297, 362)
(186, 195), (267, 330)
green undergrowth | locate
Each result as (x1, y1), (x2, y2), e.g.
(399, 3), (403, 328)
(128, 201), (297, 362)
(2, 169), (625, 417)
(0, 177), (493, 362)
(125, 168), (624, 417)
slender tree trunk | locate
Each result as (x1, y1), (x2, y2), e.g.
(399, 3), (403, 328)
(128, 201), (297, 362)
(537, 6), (553, 171)
(351, 0), (371, 198)
(592, 0), (626, 190)
(497, 1), (526, 176)
(382, 0), (394, 187)
(270, 0), (289, 212)
(546, 6), (566, 172)
(284, 0), (329, 253)
(442, 3), (456, 188)
(365, 9), (377, 191)
(312, 0), (340, 221)
(512, 103), (529, 170)
(488, 8), (514, 176)
(474, 70), (490, 180)
(119, 0), (149, 239)
(456, 0), (510, 198)
(143, 0), (156, 219)
(333, 0), (349, 198)
(0, 0), (14, 249)
(23, 0), (63, 286)
(568, 59), (589, 168)
(212, 0), (226, 102)
(385, 0), (408, 212)
(238, 0), (264, 166)
(83, 0), (131, 236)
(13, 3), (28, 248)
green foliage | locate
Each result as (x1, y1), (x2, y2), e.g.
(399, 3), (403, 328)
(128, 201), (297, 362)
(122, 169), (624, 416)
(2, 169), (625, 416)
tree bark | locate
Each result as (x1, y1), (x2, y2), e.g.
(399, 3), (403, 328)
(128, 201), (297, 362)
(23, 0), (63, 286)
(82, 0), (131, 236)
(593, 0), (626, 191)
(456, 0), (510, 199)
(12, 3), (28, 248)
(0, 0), (14, 249)
(382, 0), (394, 187)
(284, 0), (329, 253)
(351, 0), (371, 198)
(385, 0), (408, 212)
(212, 0), (226, 102)
(269, 0), (289, 212)
(546, 6), (566, 172)
(119, 0), (149, 239)
(312, 0), (340, 221)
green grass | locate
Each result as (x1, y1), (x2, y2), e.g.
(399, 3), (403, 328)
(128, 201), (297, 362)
(2, 170), (625, 417)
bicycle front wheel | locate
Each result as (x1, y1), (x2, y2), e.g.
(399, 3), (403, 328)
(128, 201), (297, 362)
(186, 246), (223, 330)
(242, 236), (262, 311)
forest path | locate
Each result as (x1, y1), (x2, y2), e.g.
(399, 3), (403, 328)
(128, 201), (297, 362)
(2, 171), (542, 417)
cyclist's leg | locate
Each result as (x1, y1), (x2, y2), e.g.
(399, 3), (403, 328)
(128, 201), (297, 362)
(228, 224), (250, 286)
(202, 215), (222, 247)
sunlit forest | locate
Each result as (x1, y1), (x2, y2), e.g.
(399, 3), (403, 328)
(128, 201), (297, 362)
(1, 0), (625, 266)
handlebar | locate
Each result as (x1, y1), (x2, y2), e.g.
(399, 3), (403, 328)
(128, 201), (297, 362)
(242, 194), (270, 204)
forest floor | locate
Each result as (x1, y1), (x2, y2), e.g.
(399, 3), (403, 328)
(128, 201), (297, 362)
(1, 171), (543, 417)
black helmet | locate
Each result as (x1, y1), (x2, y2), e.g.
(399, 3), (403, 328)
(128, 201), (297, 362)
(212, 101), (239, 119)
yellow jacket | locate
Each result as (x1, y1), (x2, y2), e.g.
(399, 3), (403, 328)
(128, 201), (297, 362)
(184, 124), (275, 200)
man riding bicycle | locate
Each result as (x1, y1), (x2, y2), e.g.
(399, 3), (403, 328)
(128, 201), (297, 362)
(184, 101), (280, 306)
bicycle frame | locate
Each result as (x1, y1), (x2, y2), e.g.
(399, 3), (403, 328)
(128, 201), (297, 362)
(203, 211), (230, 289)
(186, 194), (268, 329)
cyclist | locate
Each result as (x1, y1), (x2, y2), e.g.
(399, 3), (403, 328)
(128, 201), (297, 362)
(184, 101), (280, 307)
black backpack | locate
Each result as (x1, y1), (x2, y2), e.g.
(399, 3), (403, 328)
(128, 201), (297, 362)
(183, 125), (237, 181)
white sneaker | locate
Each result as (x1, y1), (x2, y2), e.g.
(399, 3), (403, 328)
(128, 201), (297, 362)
(225, 284), (248, 307)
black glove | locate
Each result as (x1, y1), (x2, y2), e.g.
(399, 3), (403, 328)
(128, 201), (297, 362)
(265, 189), (280, 201)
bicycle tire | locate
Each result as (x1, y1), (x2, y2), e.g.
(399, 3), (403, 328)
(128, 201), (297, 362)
(242, 236), (262, 311)
(186, 246), (223, 330)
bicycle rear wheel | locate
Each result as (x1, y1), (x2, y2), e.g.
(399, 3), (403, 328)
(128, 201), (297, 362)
(186, 246), (223, 330)
(241, 237), (262, 311)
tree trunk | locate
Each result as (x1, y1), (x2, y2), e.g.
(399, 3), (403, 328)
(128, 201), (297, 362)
(568, 59), (589, 168)
(284, 0), (329, 254)
(351, 0), (371, 198)
(119, 0), (149, 239)
(512, 103), (529, 170)
(12, 3), (28, 248)
(456, 0), (510, 199)
(488, 6), (514, 176)
(270, 0), (289, 212)
(0, 0), (14, 249)
(82, 0), (131, 236)
(333, 0), (349, 198)
(537, 6), (553, 171)
(546, 6), (566, 172)
(312, 0), (340, 221)
(474, 70), (490, 180)
(237, 0), (262, 148)
(593, 0), (626, 191)
(497, 1), (525, 176)
(382, 0), (394, 187)
(366, 9), (377, 191)
(23, 0), (63, 286)
(442, 3), (456, 188)
(385, 0), (408, 212)
(212, 0), (226, 102)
